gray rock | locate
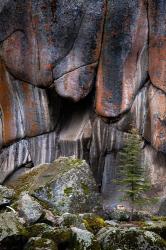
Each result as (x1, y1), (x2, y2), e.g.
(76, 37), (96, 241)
(33, 157), (101, 214)
(42, 209), (58, 226)
(17, 192), (43, 225)
(159, 198), (166, 216)
(0, 212), (28, 248)
(24, 237), (58, 250)
(57, 213), (84, 229)
(105, 220), (119, 227)
(42, 227), (73, 246)
(32, 157), (102, 215)
(143, 220), (166, 240)
(71, 227), (100, 250)
(11, 157), (102, 215)
(27, 223), (55, 238)
(109, 208), (130, 222)
(97, 227), (166, 250)
(0, 185), (15, 207)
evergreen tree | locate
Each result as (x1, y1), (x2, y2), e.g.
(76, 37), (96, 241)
(115, 129), (153, 220)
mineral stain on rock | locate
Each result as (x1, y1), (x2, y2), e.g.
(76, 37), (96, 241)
(0, 1), (166, 249)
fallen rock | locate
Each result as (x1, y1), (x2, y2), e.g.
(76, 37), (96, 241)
(42, 209), (58, 226)
(24, 237), (58, 250)
(108, 208), (130, 222)
(27, 223), (55, 238)
(80, 213), (106, 234)
(58, 213), (84, 229)
(97, 227), (166, 250)
(56, 212), (106, 234)
(143, 220), (166, 240)
(0, 212), (28, 249)
(11, 157), (102, 215)
(71, 227), (100, 250)
(0, 185), (15, 207)
(17, 192), (43, 225)
(33, 158), (102, 215)
(42, 228), (73, 248)
(105, 220), (119, 227)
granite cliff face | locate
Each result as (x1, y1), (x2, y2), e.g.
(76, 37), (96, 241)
(0, 0), (166, 209)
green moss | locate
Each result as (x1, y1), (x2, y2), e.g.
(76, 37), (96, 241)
(81, 183), (89, 195)
(42, 228), (72, 245)
(71, 227), (101, 250)
(24, 237), (58, 250)
(83, 215), (106, 234)
(64, 187), (73, 196)
(60, 213), (82, 228)
(97, 227), (166, 250)
(27, 223), (53, 238)
(8, 157), (85, 198)
(152, 216), (166, 222)
(67, 158), (84, 167)
(142, 221), (166, 240)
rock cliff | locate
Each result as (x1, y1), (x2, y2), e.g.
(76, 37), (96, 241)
(0, 0), (166, 210)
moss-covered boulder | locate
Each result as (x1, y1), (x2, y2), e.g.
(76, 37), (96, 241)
(24, 237), (58, 250)
(58, 213), (84, 228)
(143, 220), (166, 240)
(10, 157), (102, 215)
(81, 213), (106, 234)
(0, 212), (28, 249)
(108, 208), (130, 222)
(71, 227), (101, 250)
(42, 227), (73, 249)
(97, 227), (166, 250)
(27, 223), (55, 238)
(57, 213), (106, 234)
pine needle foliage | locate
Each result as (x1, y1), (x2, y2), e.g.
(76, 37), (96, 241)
(115, 129), (154, 220)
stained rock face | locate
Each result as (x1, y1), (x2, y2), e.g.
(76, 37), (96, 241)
(0, 0), (166, 209)
(148, 0), (166, 93)
(1, 0), (105, 89)
(96, 0), (148, 117)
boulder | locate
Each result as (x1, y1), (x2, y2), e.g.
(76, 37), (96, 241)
(80, 213), (106, 234)
(71, 227), (100, 250)
(42, 228), (73, 248)
(11, 157), (102, 215)
(0, 212), (28, 249)
(57, 212), (106, 234)
(143, 220), (166, 240)
(41, 209), (58, 226)
(0, 185), (15, 207)
(108, 208), (130, 222)
(17, 192), (43, 225)
(97, 227), (166, 250)
(57, 213), (84, 229)
(24, 237), (58, 250)
(27, 223), (55, 238)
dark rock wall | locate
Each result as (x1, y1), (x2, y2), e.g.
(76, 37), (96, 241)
(0, 0), (166, 208)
